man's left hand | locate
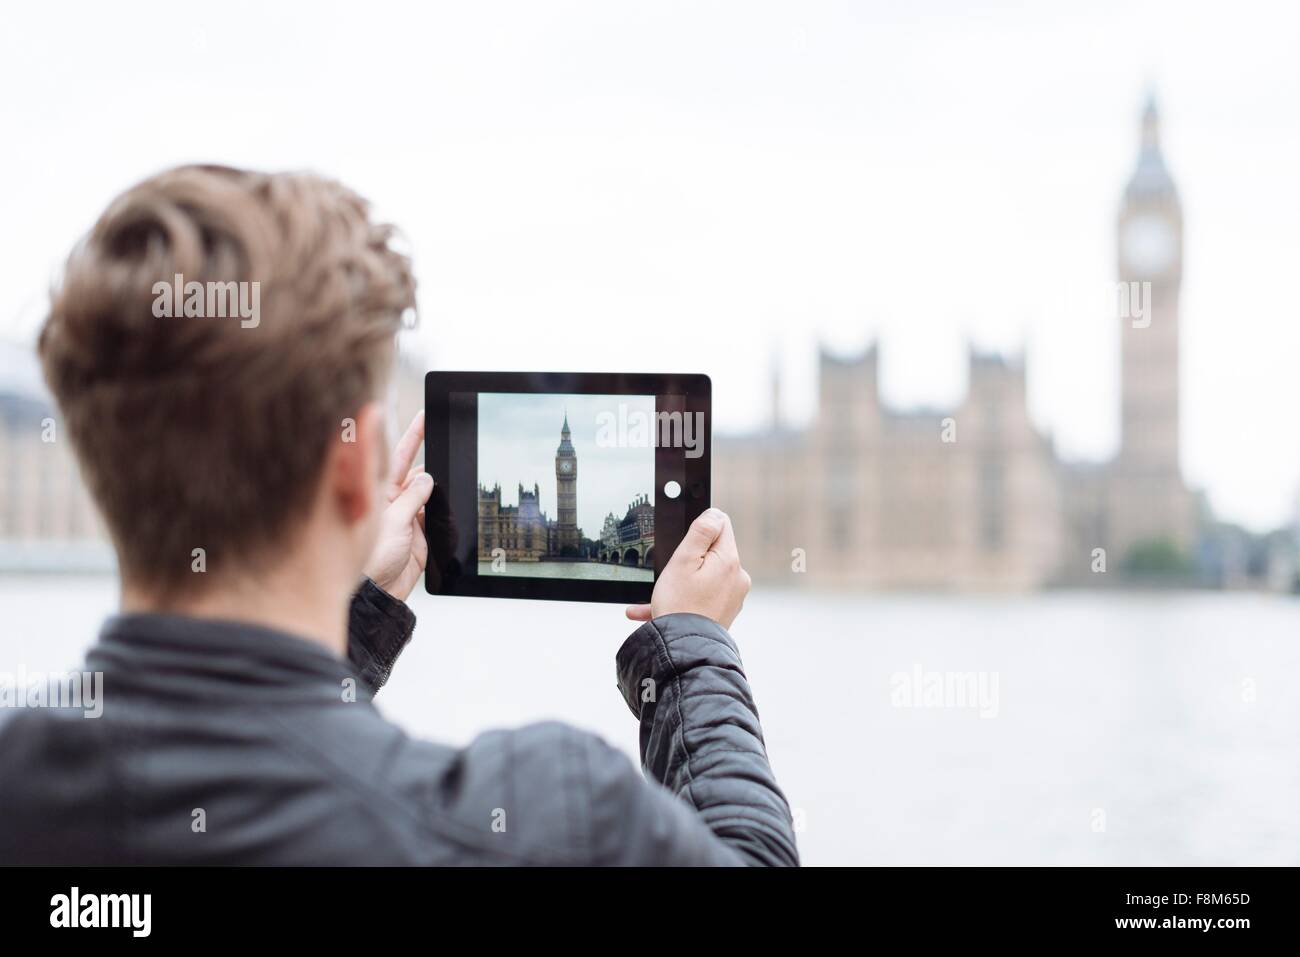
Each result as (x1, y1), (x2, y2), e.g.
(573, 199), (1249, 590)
(364, 411), (433, 601)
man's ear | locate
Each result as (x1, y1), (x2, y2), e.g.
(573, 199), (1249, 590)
(330, 401), (387, 526)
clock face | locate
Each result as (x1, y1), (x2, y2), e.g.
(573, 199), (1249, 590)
(1122, 215), (1176, 275)
(559, 459), (573, 474)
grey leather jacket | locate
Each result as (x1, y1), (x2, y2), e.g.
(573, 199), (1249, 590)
(0, 581), (798, 865)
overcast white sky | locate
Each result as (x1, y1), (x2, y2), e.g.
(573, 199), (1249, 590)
(2, 1), (1297, 530)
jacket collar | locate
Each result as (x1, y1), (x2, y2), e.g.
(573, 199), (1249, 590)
(87, 612), (362, 704)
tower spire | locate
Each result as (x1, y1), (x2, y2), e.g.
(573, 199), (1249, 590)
(1141, 90), (1160, 152)
(1125, 89), (1176, 201)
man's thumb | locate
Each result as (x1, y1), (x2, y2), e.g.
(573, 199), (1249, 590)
(681, 508), (727, 554)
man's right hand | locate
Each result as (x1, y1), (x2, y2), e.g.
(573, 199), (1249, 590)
(625, 508), (751, 630)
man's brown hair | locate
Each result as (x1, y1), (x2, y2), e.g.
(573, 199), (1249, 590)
(39, 165), (416, 592)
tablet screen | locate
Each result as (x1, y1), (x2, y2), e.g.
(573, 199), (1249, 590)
(475, 392), (656, 583)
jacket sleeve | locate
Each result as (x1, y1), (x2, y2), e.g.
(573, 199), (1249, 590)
(346, 578), (416, 698)
(604, 612), (799, 866)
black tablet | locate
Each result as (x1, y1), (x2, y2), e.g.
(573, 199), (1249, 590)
(423, 371), (711, 603)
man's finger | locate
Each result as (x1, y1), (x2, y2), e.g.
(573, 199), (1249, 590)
(389, 465), (426, 504)
(390, 472), (433, 525)
(624, 603), (653, 622)
(387, 411), (425, 490)
(411, 520), (428, 565)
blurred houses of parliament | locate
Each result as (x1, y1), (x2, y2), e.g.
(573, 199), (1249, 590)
(0, 96), (1296, 587)
(715, 96), (1298, 591)
(0, 346), (107, 571)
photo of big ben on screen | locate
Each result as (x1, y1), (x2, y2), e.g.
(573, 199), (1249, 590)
(476, 393), (655, 582)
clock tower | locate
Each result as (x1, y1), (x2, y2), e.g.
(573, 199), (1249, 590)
(1113, 93), (1194, 557)
(555, 413), (580, 555)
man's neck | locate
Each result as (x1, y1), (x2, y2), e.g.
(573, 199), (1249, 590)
(120, 560), (352, 659)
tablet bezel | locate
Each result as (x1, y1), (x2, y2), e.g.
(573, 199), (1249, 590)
(424, 371), (711, 603)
